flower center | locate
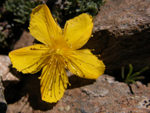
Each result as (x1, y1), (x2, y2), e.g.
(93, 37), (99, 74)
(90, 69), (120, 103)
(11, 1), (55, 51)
(55, 49), (61, 55)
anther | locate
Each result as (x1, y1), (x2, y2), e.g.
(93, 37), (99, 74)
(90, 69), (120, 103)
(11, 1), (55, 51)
(91, 35), (93, 37)
(48, 89), (52, 91)
(62, 29), (64, 34)
(96, 54), (101, 57)
(90, 49), (95, 51)
(38, 77), (41, 79)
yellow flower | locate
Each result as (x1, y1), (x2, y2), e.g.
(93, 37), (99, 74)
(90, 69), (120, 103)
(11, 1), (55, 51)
(9, 4), (105, 103)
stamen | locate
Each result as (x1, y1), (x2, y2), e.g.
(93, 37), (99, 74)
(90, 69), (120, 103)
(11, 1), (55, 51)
(55, 18), (57, 22)
(96, 55), (100, 57)
(65, 58), (84, 77)
(62, 29), (64, 33)
(90, 49), (95, 51)
(21, 56), (49, 72)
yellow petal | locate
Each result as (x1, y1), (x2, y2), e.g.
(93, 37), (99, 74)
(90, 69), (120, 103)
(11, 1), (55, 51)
(67, 49), (105, 79)
(29, 4), (62, 46)
(40, 59), (69, 103)
(9, 44), (49, 74)
(64, 13), (93, 50)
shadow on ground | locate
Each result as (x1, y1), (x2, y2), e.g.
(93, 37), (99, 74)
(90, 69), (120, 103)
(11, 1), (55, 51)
(4, 70), (95, 111)
(68, 75), (95, 89)
(4, 72), (56, 111)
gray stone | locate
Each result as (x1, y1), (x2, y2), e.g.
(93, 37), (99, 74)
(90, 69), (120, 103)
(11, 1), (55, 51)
(0, 55), (19, 82)
(13, 30), (35, 50)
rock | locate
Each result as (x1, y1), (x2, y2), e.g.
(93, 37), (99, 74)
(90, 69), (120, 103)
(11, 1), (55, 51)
(0, 55), (21, 110)
(6, 94), (33, 113)
(0, 55), (19, 82)
(6, 74), (150, 113)
(13, 30), (35, 50)
(0, 76), (7, 113)
(84, 0), (150, 73)
(137, 96), (150, 110)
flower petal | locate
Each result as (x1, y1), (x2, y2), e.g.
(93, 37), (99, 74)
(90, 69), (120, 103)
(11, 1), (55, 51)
(9, 44), (49, 74)
(67, 49), (105, 79)
(40, 58), (69, 103)
(64, 13), (93, 49)
(29, 4), (62, 46)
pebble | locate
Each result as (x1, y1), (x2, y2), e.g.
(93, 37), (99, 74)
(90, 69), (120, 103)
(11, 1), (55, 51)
(58, 107), (64, 111)
(65, 105), (70, 111)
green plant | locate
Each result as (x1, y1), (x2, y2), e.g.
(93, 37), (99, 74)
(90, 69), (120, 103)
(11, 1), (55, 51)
(4, 0), (41, 24)
(121, 64), (149, 84)
(64, 0), (105, 16)
(52, 0), (106, 24)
